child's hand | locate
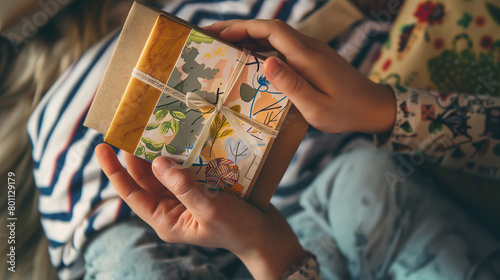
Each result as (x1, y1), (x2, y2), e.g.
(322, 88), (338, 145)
(205, 20), (396, 134)
(95, 143), (307, 279)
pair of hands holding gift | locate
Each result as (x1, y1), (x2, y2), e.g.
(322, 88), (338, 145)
(96, 19), (396, 279)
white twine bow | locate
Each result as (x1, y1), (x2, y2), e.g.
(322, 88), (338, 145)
(131, 49), (279, 168)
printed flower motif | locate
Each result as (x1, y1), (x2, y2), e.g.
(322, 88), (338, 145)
(414, 1), (445, 25)
(480, 35), (494, 49)
(421, 104), (436, 120)
(433, 38), (444, 50)
(208, 105), (240, 157)
(475, 16), (486, 27)
(257, 74), (271, 87)
(429, 90), (458, 107)
(382, 58), (392, 71)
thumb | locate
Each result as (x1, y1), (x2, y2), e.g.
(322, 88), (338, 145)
(263, 57), (324, 114)
(152, 156), (214, 215)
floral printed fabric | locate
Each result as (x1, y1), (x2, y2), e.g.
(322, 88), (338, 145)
(368, 0), (500, 180)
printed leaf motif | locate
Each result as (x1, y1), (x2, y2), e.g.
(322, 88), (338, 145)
(146, 123), (160, 130)
(141, 137), (154, 144)
(155, 109), (169, 121)
(165, 144), (177, 154)
(221, 105), (241, 127)
(486, 2), (500, 26)
(219, 129), (234, 138)
(208, 105), (241, 156)
(400, 121), (413, 133)
(395, 84), (408, 93)
(214, 114), (222, 128)
(210, 122), (218, 140)
(145, 152), (156, 161)
(160, 121), (171, 134)
(171, 111), (186, 119)
(225, 138), (250, 164)
(240, 83), (257, 102)
(457, 12), (472, 28)
(230, 105), (241, 113)
(187, 30), (214, 44)
(254, 91), (280, 126)
(141, 137), (164, 152)
(134, 146), (145, 156)
(221, 120), (231, 129)
(428, 121), (443, 134)
(171, 119), (180, 134)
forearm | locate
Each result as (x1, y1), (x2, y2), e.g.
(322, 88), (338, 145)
(347, 81), (397, 134)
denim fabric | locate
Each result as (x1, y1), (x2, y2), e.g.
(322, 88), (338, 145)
(82, 148), (500, 280)
(289, 148), (500, 280)
(83, 217), (249, 280)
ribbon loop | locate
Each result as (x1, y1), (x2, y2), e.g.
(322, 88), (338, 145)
(131, 49), (280, 169)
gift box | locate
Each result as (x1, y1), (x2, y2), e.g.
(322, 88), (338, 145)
(84, 2), (308, 210)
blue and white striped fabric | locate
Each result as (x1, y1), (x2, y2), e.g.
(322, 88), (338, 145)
(28, 32), (126, 278)
(27, 1), (328, 278)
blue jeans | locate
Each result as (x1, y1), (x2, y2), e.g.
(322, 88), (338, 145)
(83, 149), (500, 279)
(83, 216), (250, 280)
(289, 148), (500, 280)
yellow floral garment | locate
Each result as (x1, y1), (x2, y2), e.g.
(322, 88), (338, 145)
(368, 0), (500, 180)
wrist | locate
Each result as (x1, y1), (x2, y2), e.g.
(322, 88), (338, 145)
(234, 213), (307, 280)
(236, 240), (307, 280)
(351, 81), (396, 134)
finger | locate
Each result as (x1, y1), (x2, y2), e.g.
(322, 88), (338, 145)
(205, 21), (275, 52)
(95, 143), (162, 224)
(123, 152), (174, 197)
(152, 156), (215, 216)
(203, 19), (244, 34)
(263, 56), (327, 119)
(208, 20), (325, 56)
(237, 40), (275, 53)
(217, 19), (313, 62)
(208, 19), (346, 93)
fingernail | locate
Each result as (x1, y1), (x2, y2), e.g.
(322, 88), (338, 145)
(220, 27), (230, 34)
(266, 57), (283, 79)
(153, 157), (177, 176)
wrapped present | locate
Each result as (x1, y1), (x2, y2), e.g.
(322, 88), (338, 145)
(84, 2), (308, 210)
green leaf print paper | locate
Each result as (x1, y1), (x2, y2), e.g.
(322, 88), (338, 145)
(134, 29), (290, 198)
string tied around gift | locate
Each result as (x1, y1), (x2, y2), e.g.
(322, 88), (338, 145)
(131, 49), (279, 168)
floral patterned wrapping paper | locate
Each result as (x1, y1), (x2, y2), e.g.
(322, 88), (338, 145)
(131, 25), (290, 198)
